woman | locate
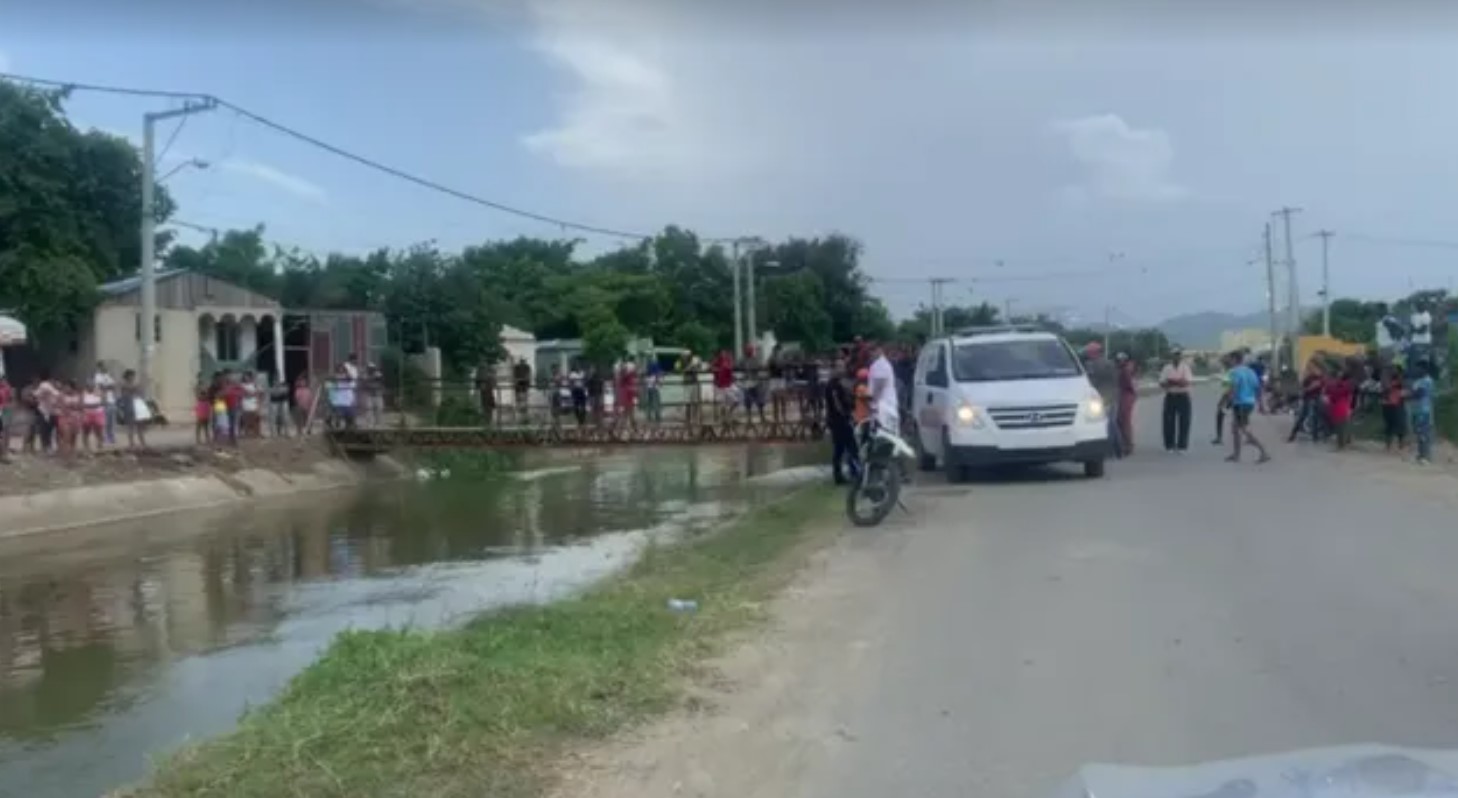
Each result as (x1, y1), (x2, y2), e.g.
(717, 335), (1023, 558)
(81, 380), (106, 452)
(616, 358), (638, 427)
(1380, 364), (1407, 452)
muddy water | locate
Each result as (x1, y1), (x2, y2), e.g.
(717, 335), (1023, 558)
(0, 444), (825, 798)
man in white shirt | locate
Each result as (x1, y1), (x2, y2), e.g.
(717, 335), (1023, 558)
(867, 343), (898, 432)
(1158, 347), (1195, 452)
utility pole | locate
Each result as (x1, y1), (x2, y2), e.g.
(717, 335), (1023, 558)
(1273, 206), (1302, 353)
(731, 239), (743, 357)
(1004, 298), (1014, 323)
(1103, 305), (1112, 353)
(140, 98), (216, 399)
(929, 278), (953, 337)
(745, 249), (757, 352)
(1263, 222), (1280, 374)
(1316, 229), (1334, 337)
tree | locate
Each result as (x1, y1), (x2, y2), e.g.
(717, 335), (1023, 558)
(0, 80), (174, 339)
(762, 272), (833, 352)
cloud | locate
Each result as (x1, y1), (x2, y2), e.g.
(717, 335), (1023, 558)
(218, 160), (328, 203)
(518, 0), (741, 181)
(1051, 113), (1188, 203)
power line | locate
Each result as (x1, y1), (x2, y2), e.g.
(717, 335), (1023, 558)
(156, 111), (189, 164)
(0, 70), (676, 242)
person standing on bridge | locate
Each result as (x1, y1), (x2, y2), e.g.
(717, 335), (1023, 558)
(1159, 347), (1194, 453)
(1224, 350), (1270, 464)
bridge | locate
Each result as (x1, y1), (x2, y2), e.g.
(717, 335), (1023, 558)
(326, 417), (826, 454)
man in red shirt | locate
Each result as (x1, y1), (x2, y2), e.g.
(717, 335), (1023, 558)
(712, 350), (735, 422)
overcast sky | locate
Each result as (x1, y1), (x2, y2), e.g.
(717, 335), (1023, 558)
(4, 0), (1458, 325)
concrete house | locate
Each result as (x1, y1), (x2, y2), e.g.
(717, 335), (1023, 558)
(63, 270), (284, 421)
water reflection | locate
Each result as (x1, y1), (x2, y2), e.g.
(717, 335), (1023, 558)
(0, 443), (821, 798)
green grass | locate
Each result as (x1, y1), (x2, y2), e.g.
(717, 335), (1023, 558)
(124, 487), (838, 798)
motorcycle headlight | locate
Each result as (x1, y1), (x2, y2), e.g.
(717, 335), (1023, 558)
(1084, 394), (1106, 421)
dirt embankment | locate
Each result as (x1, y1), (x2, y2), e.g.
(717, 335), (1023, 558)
(0, 439), (402, 539)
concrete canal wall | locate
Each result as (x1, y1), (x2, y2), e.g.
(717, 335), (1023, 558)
(0, 456), (404, 540)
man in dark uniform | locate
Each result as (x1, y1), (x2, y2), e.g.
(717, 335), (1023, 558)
(823, 358), (859, 484)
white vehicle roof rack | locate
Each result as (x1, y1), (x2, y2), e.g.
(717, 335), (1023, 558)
(950, 324), (1048, 337)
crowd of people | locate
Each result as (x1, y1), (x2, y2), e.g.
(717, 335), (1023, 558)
(502, 339), (919, 433)
(1086, 341), (1443, 467)
(0, 364), (150, 460)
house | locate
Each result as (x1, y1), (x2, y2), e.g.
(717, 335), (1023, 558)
(62, 271), (388, 422)
(61, 270), (284, 421)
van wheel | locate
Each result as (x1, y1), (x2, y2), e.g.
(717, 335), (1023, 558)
(941, 428), (966, 483)
(1083, 459), (1106, 479)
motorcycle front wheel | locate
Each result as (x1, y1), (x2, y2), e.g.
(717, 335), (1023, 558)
(845, 460), (901, 527)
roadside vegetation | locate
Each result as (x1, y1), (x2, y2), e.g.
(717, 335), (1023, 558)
(125, 487), (837, 798)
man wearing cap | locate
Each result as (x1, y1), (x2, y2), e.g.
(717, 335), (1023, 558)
(1159, 347), (1195, 452)
(1083, 342), (1122, 458)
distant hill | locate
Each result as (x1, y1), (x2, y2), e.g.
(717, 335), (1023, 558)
(1157, 310), (1272, 350)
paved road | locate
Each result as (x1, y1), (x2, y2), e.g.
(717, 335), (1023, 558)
(794, 385), (1458, 798)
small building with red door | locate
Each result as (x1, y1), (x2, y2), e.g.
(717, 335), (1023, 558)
(281, 309), (389, 387)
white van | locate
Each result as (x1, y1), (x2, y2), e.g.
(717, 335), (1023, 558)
(911, 326), (1111, 480)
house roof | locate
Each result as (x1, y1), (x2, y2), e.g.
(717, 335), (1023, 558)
(99, 268), (188, 298)
(500, 324), (536, 342)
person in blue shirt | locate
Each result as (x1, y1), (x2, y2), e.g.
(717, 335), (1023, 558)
(1225, 350), (1271, 464)
(1408, 360), (1437, 465)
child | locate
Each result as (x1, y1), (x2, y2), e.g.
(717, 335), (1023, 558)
(292, 375), (313, 436)
(1325, 368), (1355, 450)
(119, 369), (147, 449)
(1409, 361), (1437, 465)
(57, 381), (81, 455)
(195, 384), (213, 445)
(239, 371), (261, 438)
(1381, 365), (1407, 452)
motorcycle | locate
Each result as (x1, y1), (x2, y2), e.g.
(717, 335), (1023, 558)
(845, 416), (917, 527)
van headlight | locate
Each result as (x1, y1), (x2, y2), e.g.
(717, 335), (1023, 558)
(1083, 394), (1106, 422)
(955, 403), (987, 428)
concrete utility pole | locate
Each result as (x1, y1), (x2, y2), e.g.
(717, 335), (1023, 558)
(929, 278), (953, 337)
(731, 240), (743, 357)
(1103, 305), (1113, 353)
(140, 99), (216, 399)
(1273, 206), (1302, 351)
(1316, 229), (1335, 337)
(1263, 222), (1280, 374)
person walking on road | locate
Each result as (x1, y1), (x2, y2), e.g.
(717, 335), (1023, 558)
(1212, 352), (1233, 446)
(1224, 350), (1270, 464)
(1159, 347), (1194, 453)
(1409, 360), (1437, 465)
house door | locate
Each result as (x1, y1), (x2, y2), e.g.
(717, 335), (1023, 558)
(311, 330), (332, 378)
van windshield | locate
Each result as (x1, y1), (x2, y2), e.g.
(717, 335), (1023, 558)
(951, 339), (1084, 382)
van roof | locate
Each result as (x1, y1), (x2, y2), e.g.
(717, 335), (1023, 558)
(946, 328), (1062, 345)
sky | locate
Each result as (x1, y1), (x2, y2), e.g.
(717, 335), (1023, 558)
(4, 0), (1458, 327)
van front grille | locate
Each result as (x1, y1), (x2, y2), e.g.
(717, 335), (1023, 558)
(987, 404), (1078, 429)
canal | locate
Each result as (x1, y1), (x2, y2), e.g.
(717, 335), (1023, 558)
(0, 444), (823, 798)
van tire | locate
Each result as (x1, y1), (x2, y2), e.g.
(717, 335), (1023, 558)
(941, 428), (966, 483)
(1083, 459), (1106, 479)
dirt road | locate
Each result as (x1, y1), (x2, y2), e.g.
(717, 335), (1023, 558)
(558, 387), (1458, 797)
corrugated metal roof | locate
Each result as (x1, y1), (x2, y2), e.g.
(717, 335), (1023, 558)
(99, 268), (188, 297)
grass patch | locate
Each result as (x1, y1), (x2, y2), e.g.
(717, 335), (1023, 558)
(125, 486), (838, 798)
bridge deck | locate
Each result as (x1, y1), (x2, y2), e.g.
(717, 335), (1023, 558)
(327, 418), (826, 452)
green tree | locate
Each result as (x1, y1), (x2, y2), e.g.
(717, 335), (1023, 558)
(763, 272), (834, 352)
(0, 80), (174, 338)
